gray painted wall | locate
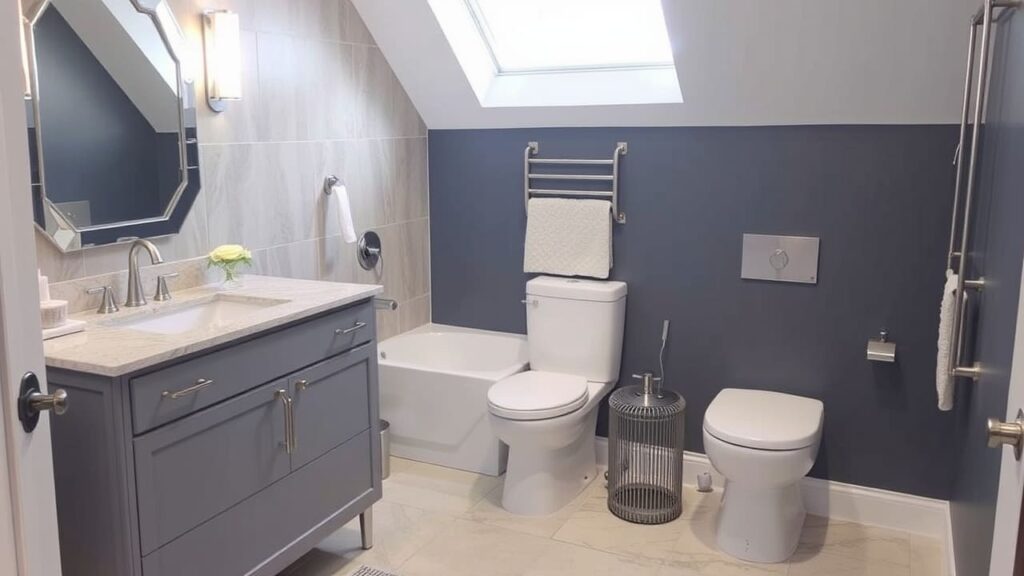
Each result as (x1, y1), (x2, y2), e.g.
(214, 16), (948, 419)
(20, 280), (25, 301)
(430, 125), (959, 498)
(949, 10), (1024, 576)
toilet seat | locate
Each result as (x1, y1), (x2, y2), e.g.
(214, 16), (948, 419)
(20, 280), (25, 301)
(488, 371), (589, 421)
(703, 388), (823, 450)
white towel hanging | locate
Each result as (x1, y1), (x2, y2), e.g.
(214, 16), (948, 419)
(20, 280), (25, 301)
(937, 270), (958, 411)
(328, 182), (357, 244)
(523, 198), (612, 279)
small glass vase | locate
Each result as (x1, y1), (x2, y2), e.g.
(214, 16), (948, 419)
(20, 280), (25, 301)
(217, 267), (245, 290)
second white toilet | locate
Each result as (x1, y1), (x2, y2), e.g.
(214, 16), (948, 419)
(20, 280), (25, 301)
(703, 388), (824, 563)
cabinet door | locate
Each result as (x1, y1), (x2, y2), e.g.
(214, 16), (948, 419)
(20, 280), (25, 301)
(290, 343), (374, 469)
(140, 430), (374, 576)
(134, 378), (291, 555)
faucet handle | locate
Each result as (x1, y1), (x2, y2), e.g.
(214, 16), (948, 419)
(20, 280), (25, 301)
(86, 286), (119, 314)
(154, 273), (179, 302)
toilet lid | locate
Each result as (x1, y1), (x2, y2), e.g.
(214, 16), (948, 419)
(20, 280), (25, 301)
(488, 371), (589, 421)
(703, 388), (823, 450)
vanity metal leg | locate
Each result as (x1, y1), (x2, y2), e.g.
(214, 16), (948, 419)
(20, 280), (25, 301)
(359, 508), (374, 550)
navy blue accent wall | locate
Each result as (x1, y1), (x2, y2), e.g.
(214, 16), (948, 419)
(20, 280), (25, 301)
(430, 125), (960, 498)
(949, 10), (1024, 576)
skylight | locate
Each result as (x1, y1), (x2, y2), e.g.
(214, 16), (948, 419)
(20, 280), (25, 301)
(466, 0), (675, 74)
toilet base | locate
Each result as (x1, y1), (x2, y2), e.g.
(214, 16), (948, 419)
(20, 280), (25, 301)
(716, 479), (805, 563)
(501, 429), (598, 516)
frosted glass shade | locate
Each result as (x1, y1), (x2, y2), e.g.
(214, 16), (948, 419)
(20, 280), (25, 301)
(202, 10), (241, 109)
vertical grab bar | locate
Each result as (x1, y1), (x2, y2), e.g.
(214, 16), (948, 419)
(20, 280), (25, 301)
(611, 142), (627, 224)
(946, 23), (978, 270)
(946, 0), (1022, 380)
(524, 141), (538, 212)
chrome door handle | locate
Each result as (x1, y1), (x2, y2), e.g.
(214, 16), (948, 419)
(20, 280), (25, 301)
(276, 389), (295, 454)
(17, 372), (69, 432)
(335, 322), (367, 336)
(28, 389), (68, 416)
(161, 378), (215, 399)
(988, 413), (1024, 460)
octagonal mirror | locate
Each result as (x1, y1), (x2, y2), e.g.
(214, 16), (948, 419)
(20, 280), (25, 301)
(21, 0), (199, 252)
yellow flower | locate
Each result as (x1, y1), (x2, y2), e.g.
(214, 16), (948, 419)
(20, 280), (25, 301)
(209, 244), (251, 263)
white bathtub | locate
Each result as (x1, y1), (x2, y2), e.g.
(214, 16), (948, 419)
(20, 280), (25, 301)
(378, 323), (528, 475)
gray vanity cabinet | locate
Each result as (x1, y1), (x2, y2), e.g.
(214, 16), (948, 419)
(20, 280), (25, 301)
(47, 299), (381, 576)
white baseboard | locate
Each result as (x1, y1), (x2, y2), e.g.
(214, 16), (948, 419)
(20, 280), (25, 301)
(595, 436), (951, 542)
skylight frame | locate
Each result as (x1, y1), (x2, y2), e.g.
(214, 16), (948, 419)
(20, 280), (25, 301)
(463, 0), (676, 75)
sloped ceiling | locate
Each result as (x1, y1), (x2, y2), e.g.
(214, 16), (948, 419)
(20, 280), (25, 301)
(352, 0), (972, 129)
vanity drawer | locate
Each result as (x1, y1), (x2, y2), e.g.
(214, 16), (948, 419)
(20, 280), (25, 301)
(130, 301), (375, 434)
(141, 430), (373, 576)
(134, 379), (291, 555)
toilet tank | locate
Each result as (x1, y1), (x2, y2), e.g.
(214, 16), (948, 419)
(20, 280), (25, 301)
(525, 276), (628, 382)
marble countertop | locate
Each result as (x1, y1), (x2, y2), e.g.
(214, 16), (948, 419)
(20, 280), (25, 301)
(43, 275), (383, 377)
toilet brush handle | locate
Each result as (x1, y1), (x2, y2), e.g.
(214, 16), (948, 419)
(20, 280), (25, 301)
(631, 371), (662, 396)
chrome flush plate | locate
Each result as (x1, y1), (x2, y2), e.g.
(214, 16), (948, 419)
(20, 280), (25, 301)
(741, 234), (820, 284)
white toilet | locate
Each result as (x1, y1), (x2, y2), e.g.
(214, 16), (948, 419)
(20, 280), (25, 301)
(487, 276), (627, 516)
(703, 388), (824, 563)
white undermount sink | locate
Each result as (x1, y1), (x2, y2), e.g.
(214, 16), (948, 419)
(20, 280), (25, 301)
(107, 295), (289, 335)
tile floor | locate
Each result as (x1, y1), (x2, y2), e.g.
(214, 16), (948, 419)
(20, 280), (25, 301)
(280, 458), (946, 576)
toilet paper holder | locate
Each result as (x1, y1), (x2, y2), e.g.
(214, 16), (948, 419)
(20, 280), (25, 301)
(867, 329), (897, 363)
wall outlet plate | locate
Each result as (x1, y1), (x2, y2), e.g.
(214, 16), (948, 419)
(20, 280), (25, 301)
(741, 234), (819, 284)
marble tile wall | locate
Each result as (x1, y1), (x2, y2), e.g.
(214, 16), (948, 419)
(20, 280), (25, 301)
(35, 0), (429, 340)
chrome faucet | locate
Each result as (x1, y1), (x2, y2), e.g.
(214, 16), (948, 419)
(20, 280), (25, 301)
(125, 239), (164, 307)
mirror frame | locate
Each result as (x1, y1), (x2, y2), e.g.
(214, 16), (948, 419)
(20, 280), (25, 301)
(22, 0), (200, 252)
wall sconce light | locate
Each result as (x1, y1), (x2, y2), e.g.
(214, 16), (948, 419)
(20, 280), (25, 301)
(202, 10), (242, 113)
(19, 19), (32, 98)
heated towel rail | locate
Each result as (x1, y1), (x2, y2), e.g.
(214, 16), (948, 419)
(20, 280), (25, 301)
(947, 0), (1021, 381)
(524, 141), (628, 224)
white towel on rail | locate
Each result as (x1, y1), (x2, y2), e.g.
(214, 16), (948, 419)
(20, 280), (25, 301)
(936, 270), (958, 411)
(329, 183), (358, 244)
(523, 198), (612, 279)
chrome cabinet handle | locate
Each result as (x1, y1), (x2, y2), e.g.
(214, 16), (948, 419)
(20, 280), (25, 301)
(161, 378), (214, 399)
(276, 389), (295, 454)
(335, 322), (367, 336)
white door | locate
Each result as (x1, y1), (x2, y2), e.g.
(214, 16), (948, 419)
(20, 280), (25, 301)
(989, 259), (1024, 576)
(0, 0), (63, 574)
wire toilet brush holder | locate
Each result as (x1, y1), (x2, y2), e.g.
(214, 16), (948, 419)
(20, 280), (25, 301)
(607, 370), (686, 524)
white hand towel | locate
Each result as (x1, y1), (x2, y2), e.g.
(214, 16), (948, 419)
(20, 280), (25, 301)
(937, 270), (958, 411)
(330, 184), (357, 244)
(523, 198), (612, 279)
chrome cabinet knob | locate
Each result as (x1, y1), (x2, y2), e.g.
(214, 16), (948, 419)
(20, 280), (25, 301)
(987, 416), (1024, 460)
(29, 389), (68, 416)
